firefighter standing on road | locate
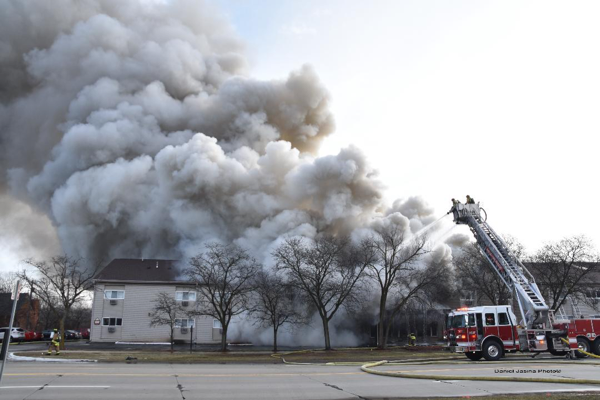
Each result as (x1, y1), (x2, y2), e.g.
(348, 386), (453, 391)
(408, 333), (416, 346)
(47, 328), (61, 355)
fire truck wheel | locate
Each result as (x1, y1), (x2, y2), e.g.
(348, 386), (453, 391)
(548, 339), (568, 356)
(591, 338), (600, 356)
(465, 351), (483, 361)
(575, 337), (591, 358)
(482, 340), (503, 361)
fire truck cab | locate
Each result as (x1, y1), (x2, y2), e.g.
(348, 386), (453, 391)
(446, 305), (521, 361)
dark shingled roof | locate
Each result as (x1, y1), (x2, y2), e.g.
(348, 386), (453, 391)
(94, 259), (188, 283)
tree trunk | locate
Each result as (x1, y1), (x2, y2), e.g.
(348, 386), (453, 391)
(220, 324), (228, 352)
(377, 294), (388, 349)
(273, 326), (278, 353)
(170, 327), (174, 353)
(321, 316), (331, 350)
(59, 314), (66, 350)
(384, 314), (393, 348)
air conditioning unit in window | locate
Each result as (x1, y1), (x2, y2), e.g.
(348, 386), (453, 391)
(181, 328), (188, 334)
(108, 327), (116, 333)
(181, 301), (189, 307)
(110, 299), (117, 305)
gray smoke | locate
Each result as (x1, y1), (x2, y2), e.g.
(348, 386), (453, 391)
(0, 0), (456, 348)
(1, 0), (438, 266)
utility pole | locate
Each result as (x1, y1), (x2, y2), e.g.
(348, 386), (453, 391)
(0, 280), (21, 386)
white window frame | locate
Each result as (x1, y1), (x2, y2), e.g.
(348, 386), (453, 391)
(104, 290), (125, 299)
(460, 291), (475, 306)
(175, 318), (195, 328)
(102, 317), (123, 326)
(175, 291), (196, 301)
(587, 289), (600, 299)
(213, 319), (222, 329)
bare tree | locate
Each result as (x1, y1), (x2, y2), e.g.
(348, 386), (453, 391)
(503, 234), (527, 260)
(66, 305), (92, 331)
(454, 243), (511, 306)
(249, 269), (303, 352)
(187, 243), (259, 351)
(273, 235), (373, 350)
(365, 225), (429, 349)
(18, 256), (95, 350)
(0, 272), (18, 293)
(529, 235), (600, 311)
(148, 292), (187, 352)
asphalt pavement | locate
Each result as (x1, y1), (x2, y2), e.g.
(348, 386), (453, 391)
(2, 358), (600, 399)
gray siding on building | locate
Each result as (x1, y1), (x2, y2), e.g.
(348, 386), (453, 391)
(559, 296), (600, 319)
(90, 282), (219, 344)
(90, 284), (105, 342)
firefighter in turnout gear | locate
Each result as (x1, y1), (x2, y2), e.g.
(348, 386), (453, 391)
(408, 333), (416, 346)
(466, 195), (475, 204)
(47, 328), (61, 355)
(448, 198), (461, 214)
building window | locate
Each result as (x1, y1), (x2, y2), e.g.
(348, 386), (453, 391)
(175, 318), (195, 328)
(102, 317), (123, 326)
(460, 291), (474, 306)
(175, 291), (196, 301)
(429, 322), (438, 337)
(586, 289), (600, 299)
(104, 290), (125, 299)
(213, 319), (222, 329)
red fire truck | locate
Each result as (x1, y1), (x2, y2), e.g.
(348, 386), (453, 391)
(445, 202), (600, 361)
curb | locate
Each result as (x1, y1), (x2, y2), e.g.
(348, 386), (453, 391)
(9, 353), (98, 363)
(361, 360), (600, 385)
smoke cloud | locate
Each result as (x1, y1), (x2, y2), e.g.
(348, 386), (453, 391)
(1, 0), (446, 345)
(0, 0), (436, 265)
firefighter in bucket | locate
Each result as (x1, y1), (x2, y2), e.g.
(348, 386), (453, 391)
(47, 328), (61, 355)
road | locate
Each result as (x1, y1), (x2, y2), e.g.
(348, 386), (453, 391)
(2, 359), (600, 399)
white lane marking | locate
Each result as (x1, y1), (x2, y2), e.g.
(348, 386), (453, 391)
(0, 386), (110, 389)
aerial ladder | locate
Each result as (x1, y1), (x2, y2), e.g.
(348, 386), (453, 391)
(446, 201), (600, 361)
(451, 202), (549, 329)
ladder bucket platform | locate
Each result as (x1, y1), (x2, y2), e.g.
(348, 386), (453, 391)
(452, 203), (482, 224)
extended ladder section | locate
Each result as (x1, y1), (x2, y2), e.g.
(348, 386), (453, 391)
(451, 203), (549, 326)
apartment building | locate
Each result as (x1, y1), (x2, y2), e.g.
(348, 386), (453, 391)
(90, 259), (220, 344)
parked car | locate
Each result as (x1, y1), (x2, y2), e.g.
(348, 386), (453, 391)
(0, 327), (26, 342)
(24, 330), (36, 341)
(65, 330), (81, 340)
(34, 331), (44, 341)
(42, 329), (54, 340)
(80, 328), (90, 340)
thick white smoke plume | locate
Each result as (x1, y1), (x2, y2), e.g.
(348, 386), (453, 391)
(0, 0), (436, 264)
(0, 0), (445, 345)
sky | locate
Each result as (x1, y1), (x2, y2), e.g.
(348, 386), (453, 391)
(213, 0), (600, 254)
(1, 0), (599, 274)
